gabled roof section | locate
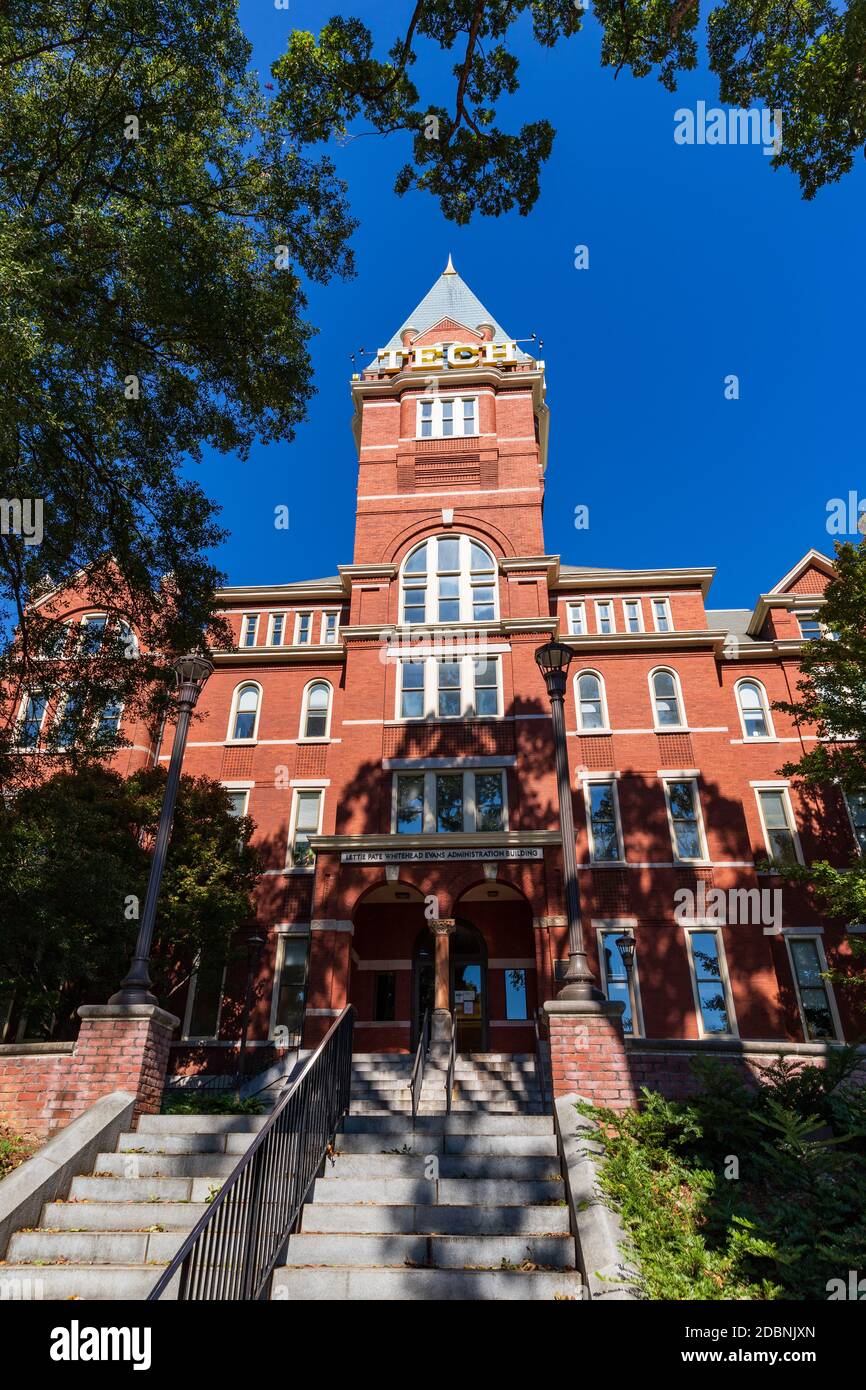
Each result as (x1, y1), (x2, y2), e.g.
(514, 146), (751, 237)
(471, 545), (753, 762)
(368, 257), (529, 366)
(771, 549), (836, 594)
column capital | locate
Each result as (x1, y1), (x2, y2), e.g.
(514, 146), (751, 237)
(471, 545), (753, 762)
(429, 918), (456, 936)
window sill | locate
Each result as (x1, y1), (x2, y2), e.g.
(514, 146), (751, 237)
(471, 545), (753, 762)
(225, 739), (257, 747)
(576, 728), (612, 737)
(297, 737), (331, 745)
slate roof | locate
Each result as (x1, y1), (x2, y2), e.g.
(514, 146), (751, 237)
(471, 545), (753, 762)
(367, 258), (529, 367)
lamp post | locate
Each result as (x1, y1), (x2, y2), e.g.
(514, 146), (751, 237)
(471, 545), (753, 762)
(535, 639), (603, 1001)
(237, 934), (266, 1089)
(615, 931), (637, 1033)
(110, 652), (214, 1006)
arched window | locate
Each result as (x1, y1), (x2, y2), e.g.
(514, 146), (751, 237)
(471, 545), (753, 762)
(650, 668), (685, 729)
(301, 681), (332, 740)
(575, 670), (608, 731)
(229, 683), (261, 742)
(400, 535), (497, 625)
(735, 680), (773, 739)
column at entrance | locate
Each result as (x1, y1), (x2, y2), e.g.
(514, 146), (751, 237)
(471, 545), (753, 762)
(429, 919), (456, 1063)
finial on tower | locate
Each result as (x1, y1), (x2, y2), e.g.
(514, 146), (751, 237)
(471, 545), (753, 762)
(443, 253), (457, 276)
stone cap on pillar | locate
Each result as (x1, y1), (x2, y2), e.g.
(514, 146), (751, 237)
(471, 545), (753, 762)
(78, 1003), (181, 1030)
(429, 918), (456, 935)
(544, 998), (625, 1019)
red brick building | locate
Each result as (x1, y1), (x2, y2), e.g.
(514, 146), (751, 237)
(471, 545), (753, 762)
(14, 260), (865, 1077)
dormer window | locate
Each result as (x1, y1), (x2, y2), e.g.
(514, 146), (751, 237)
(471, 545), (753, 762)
(416, 395), (478, 440)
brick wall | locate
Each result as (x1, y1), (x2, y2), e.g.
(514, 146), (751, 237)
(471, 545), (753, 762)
(626, 1041), (866, 1102)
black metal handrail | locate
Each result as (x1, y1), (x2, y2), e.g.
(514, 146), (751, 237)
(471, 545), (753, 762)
(534, 1007), (549, 1111)
(410, 1009), (430, 1126)
(148, 1005), (354, 1301)
(445, 1019), (457, 1116)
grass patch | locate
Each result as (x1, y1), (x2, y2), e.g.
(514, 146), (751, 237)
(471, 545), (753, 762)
(0, 1125), (35, 1180)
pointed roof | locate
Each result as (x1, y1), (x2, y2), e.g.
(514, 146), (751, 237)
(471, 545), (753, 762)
(369, 257), (525, 364)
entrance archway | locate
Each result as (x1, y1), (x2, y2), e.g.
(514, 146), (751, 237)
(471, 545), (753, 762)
(412, 921), (488, 1052)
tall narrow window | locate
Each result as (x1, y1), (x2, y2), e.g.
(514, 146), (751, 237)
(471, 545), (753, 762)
(322, 612), (339, 645)
(473, 656), (499, 716)
(56, 689), (82, 748)
(475, 772), (505, 832)
(395, 774), (424, 833)
(797, 609), (823, 641)
(441, 399), (454, 437)
(462, 397), (478, 435)
(652, 598), (672, 633)
(623, 599), (642, 633)
(185, 955), (226, 1040)
(291, 790), (322, 867)
(225, 789), (249, 818)
(576, 671), (606, 731)
(241, 615), (258, 648)
(302, 682), (330, 739)
(757, 788), (801, 865)
(469, 543), (496, 622)
(437, 660), (461, 717)
(400, 661), (425, 718)
(651, 669), (684, 728)
(419, 400), (434, 439)
(595, 600), (614, 635)
(736, 680), (772, 739)
(402, 543), (428, 624)
(269, 614), (284, 646)
(79, 615), (107, 654)
(505, 968), (528, 1020)
(845, 791), (866, 855)
(272, 937), (309, 1043)
(231, 684), (260, 741)
(687, 930), (733, 1035)
(295, 612), (312, 644)
(788, 937), (836, 1040)
(666, 779), (704, 861)
(586, 781), (622, 862)
(600, 932), (636, 1034)
(567, 602), (586, 636)
(436, 774), (463, 832)
(97, 700), (122, 739)
(436, 536), (460, 622)
(18, 693), (47, 747)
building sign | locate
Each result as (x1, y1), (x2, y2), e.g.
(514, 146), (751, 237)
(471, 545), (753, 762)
(375, 341), (518, 373)
(340, 846), (543, 864)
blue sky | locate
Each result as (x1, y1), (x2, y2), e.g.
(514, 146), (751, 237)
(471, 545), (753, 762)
(200, 1), (866, 610)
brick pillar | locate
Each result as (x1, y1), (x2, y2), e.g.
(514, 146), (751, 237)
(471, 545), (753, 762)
(544, 998), (638, 1111)
(74, 1004), (179, 1121)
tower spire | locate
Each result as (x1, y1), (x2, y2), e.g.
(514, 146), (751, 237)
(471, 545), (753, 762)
(443, 252), (456, 276)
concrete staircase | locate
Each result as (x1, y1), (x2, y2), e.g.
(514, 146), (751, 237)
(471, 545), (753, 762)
(0, 1053), (576, 1300)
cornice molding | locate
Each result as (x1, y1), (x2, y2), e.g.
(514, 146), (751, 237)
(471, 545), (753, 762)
(310, 829), (561, 852)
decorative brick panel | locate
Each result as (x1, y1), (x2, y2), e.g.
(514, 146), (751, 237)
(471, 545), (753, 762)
(655, 732), (694, 766)
(295, 743), (327, 777)
(591, 869), (631, 915)
(414, 458), (481, 489)
(575, 735), (615, 770)
(383, 720), (515, 760)
(221, 745), (254, 778)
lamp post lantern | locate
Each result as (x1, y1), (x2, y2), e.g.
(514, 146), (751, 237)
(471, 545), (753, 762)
(110, 652), (214, 1006)
(615, 931), (637, 1032)
(535, 639), (603, 1001)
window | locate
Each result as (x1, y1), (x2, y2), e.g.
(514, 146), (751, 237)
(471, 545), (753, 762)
(301, 681), (331, 740)
(504, 968), (528, 1020)
(55, 689), (82, 748)
(241, 615), (258, 648)
(652, 598), (673, 633)
(797, 609), (823, 641)
(295, 612), (312, 645)
(623, 599), (643, 633)
(756, 788), (802, 866)
(224, 789), (249, 818)
(473, 657), (499, 716)
(184, 955), (226, 1040)
(845, 791), (866, 855)
(416, 395), (478, 439)
(322, 612), (339, 645)
(400, 535), (497, 626)
(585, 779), (623, 862)
(290, 789), (322, 868)
(595, 600), (615, 635)
(664, 779), (706, 862)
(374, 972), (397, 1022)
(651, 668), (685, 728)
(575, 670), (607, 731)
(96, 700), (122, 739)
(17, 693), (47, 747)
(393, 769), (507, 834)
(567, 602), (586, 636)
(400, 661), (425, 718)
(79, 615), (107, 654)
(268, 613), (285, 647)
(38, 623), (70, 659)
(396, 654), (501, 720)
(736, 680), (773, 739)
(787, 937), (837, 1041)
(272, 936), (309, 1043)
(687, 930), (734, 1036)
(229, 683), (261, 742)
(600, 932), (638, 1035)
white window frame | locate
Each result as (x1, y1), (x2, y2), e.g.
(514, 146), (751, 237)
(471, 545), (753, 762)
(734, 678), (776, 741)
(183, 955), (227, 1041)
(753, 782), (804, 867)
(77, 612), (109, 655)
(15, 690), (48, 749)
(399, 534), (498, 627)
(416, 394), (479, 440)
(684, 925), (738, 1039)
(294, 611), (313, 645)
(661, 775), (709, 864)
(395, 654), (502, 721)
(595, 923), (644, 1036)
(269, 931), (310, 1040)
(594, 599), (616, 635)
(783, 931), (842, 1043)
(652, 597), (673, 633)
(649, 666), (687, 732)
(583, 777), (625, 864)
(843, 789), (866, 858)
(622, 598), (644, 634)
(240, 614), (259, 648)
(321, 611), (340, 645)
(567, 601), (586, 636)
(795, 607), (828, 641)
(287, 786), (325, 871)
(573, 668), (610, 734)
(267, 612), (287, 647)
(95, 697), (124, 740)
(227, 681), (263, 744)
(391, 768), (509, 834)
(222, 783), (252, 819)
(299, 679), (333, 742)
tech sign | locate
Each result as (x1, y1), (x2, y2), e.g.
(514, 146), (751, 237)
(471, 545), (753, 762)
(374, 340), (520, 373)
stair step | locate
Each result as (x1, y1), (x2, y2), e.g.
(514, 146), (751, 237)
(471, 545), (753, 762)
(6, 1229), (184, 1265)
(117, 1131), (259, 1156)
(0, 1265), (172, 1300)
(300, 1203), (571, 1235)
(271, 1267), (583, 1300)
(341, 1114), (553, 1135)
(311, 1177), (563, 1206)
(327, 1153), (560, 1179)
(282, 1232), (575, 1269)
(42, 1201), (208, 1231)
(336, 1133), (557, 1157)
(70, 1175), (218, 1202)
(141, 1113), (270, 1133)
(92, 1152), (239, 1179)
